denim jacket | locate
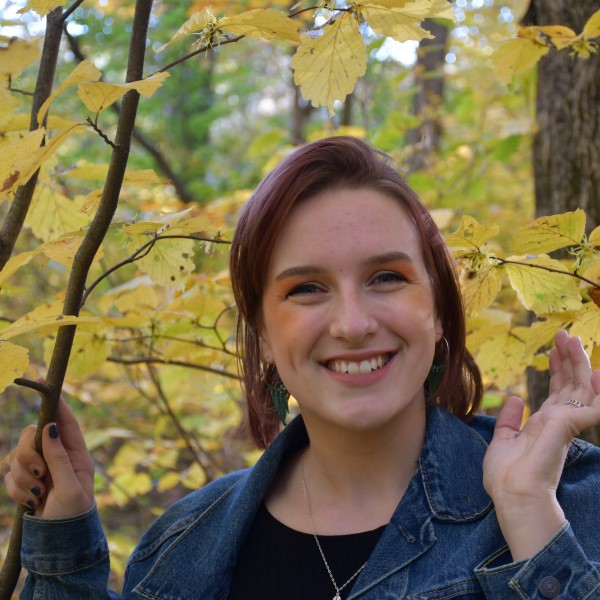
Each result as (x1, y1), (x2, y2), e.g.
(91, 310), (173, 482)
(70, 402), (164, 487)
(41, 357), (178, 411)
(20, 405), (600, 599)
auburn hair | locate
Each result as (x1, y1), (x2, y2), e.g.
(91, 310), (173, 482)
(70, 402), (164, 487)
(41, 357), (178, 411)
(229, 136), (482, 448)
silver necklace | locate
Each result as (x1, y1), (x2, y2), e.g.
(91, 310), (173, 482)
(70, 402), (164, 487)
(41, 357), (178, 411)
(300, 450), (367, 600)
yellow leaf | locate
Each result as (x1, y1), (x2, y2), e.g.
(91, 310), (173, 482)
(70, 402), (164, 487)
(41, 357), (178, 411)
(122, 207), (195, 235)
(492, 38), (550, 85)
(220, 9), (300, 43)
(582, 8), (600, 40)
(41, 233), (104, 266)
(292, 12), (366, 116)
(181, 462), (207, 489)
(157, 471), (181, 493)
(591, 344), (600, 370)
(520, 25), (577, 49)
(476, 332), (526, 390)
(0, 341), (29, 393)
(569, 303), (600, 357)
(0, 129), (45, 198)
(427, 0), (456, 20)
(461, 264), (504, 315)
(505, 255), (582, 315)
(0, 248), (42, 288)
(0, 308), (104, 340)
(63, 161), (162, 184)
(524, 316), (573, 356)
(126, 234), (196, 290)
(0, 37), (41, 77)
(66, 330), (112, 378)
(155, 10), (214, 53)
(445, 215), (499, 251)
(18, 0), (65, 17)
(78, 72), (170, 115)
(25, 182), (91, 242)
(590, 225), (600, 246)
(357, 0), (438, 42)
(0, 87), (19, 128)
(38, 60), (101, 125)
(512, 210), (586, 254)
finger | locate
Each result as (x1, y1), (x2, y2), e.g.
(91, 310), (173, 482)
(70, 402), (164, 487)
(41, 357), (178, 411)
(548, 331), (569, 396)
(4, 471), (42, 511)
(54, 395), (94, 474)
(41, 422), (83, 499)
(12, 425), (47, 480)
(565, 335), (592, 396)
(492, 396), (524, 440)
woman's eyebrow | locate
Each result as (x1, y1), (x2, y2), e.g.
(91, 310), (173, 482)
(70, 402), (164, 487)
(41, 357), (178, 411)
(363, 251), (414, 266)
(275, 265), (324, 281)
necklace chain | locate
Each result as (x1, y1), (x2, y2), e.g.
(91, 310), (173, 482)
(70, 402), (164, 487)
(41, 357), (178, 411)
(300, 449), (367, 600)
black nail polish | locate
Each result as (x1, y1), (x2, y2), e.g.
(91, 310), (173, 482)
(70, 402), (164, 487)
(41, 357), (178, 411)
(31, 486), (41, 497)
(26, 499), (35, 510)
(49, 423), (59, 439)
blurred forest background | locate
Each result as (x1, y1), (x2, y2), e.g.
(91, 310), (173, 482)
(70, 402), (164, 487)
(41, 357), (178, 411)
(1, 0), (599, 592)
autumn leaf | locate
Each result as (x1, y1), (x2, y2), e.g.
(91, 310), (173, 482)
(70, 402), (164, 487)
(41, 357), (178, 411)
(156, 8), (299, 53)
(18, 0), (65, 17)
(0, 129), (45, 198)
(511, 209), (586, 254)
(445, 215), (499, 252)
(519, 25), (577, 50)
(0, 248), (42, 288)
(357, 0), (454, 42)
(125, 234), (196, 290)
(582, 8), (600, 40)
(505, 255), (582, 315)
(78, 72), (170, 115)
(41, 233), (104, 266)
(492, 37), (550, 85)
(524, 316), (573, 356)
(291, 12), (366, 116)
(461, 264), (504, 315)
(569, 303), (600, 357)
(0, 37), (41, 77)
(38, 60), (102, 125)
(476, 331), (527, 390)
(0, 341), (29, 393)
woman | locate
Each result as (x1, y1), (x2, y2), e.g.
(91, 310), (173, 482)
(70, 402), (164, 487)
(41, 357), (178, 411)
(5, 137), (600, 599)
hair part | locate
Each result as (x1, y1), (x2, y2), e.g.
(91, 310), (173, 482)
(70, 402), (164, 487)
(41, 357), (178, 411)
(229, 136), (482, 448)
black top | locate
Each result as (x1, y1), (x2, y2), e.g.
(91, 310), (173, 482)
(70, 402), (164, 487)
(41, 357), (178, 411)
(226, 503), (386, 600)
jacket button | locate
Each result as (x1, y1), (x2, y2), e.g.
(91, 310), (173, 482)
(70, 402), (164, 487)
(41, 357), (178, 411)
(538, 575), (560, 598)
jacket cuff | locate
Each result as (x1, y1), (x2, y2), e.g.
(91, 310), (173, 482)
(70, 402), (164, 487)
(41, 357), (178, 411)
(22, 504), (109, 574)
(475, 522), (600, 599)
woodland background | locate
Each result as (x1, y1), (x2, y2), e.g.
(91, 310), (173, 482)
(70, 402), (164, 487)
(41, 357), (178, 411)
(1, 0), (599, 594)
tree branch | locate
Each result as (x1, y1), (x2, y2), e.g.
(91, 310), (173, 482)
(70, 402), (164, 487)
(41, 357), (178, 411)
(0, 7), (64, 271)
(108, 356), (240, 380)
(0, 2), (155, 597)
(64, 28), (195, 203)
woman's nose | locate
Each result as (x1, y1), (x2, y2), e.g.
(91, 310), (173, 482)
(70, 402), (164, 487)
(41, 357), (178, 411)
(328, 290), (378, 343)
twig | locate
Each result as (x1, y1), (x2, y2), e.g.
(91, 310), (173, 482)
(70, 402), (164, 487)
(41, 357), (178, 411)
(61, 0), (85, 22)
(108, 356), (240, 380)
(7, 87), (34, 96)
(86, 117), (117, 148)
(13, 378), (52, 396)
(497, 257), (600, 289)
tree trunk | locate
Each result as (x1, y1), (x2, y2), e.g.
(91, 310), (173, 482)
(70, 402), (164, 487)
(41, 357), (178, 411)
(406, 20), (449, 172)
(523, 0), (600, 444)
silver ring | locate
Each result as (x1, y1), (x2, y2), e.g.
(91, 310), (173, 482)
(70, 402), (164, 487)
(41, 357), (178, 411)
(565, 399), (584, 408)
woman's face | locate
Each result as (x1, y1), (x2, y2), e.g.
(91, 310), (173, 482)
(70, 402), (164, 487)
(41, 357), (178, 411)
(259, 187), (442, 435)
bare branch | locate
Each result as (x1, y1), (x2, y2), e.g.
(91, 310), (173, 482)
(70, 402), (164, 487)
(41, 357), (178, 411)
(108, 355), (240, 380)
(61, 0), (85, 21)
(13, 378), (52, 396)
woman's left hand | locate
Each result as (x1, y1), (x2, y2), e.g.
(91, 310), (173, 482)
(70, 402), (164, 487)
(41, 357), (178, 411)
(482, 330), (600, 561)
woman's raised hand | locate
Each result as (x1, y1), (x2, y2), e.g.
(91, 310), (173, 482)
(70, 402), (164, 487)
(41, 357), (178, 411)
(4, 394), (95, 519)
(483, 330), (600, 561)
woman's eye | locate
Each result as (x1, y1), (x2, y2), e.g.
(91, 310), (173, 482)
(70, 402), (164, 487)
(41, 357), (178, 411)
(287, 282), (322, 297)
(372, 272), (407, 285)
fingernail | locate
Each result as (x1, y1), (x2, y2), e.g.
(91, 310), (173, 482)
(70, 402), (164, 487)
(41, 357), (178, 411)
(26, 499), (35, 510)
(31, 486), (41, 497)
(49, 423), (59, 439)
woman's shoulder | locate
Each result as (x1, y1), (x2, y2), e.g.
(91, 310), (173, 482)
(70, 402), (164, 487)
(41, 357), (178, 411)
(130, 468), (250, 562)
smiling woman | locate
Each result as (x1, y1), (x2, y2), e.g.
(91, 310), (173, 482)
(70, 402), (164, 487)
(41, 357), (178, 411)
(5, 137), (600, 600)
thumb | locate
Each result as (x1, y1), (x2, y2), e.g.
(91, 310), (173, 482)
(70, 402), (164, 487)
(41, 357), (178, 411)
(493, 396), (525, 440)
(41, 422), (91, 514)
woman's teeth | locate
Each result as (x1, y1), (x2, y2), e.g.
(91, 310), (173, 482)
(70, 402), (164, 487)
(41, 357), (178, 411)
(329, 354), (389, 374)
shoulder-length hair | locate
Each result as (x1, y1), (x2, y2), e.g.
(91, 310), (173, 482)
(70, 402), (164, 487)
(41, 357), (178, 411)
(229, 136), (482, 448)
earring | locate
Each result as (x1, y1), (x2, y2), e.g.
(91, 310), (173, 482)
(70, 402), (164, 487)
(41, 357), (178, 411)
(268, 382), (289, 425)
(426, 336), (449, 394)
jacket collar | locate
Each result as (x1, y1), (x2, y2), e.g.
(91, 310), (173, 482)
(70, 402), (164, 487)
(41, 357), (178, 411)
(134, 405), (492, 600)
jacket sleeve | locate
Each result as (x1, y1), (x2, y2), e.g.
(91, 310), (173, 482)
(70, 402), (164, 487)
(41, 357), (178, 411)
(474, 521), (600, 599)
(20, 504), (122, 600)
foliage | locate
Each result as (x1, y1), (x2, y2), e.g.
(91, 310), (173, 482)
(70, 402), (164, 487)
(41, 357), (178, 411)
(1, 0), (600, 593)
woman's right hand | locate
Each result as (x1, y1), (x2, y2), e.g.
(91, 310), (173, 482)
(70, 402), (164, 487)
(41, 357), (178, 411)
(4, 394), (95, 519)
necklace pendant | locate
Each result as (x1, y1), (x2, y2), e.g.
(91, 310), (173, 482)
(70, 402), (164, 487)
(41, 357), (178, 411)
(333, 595), (341, 600)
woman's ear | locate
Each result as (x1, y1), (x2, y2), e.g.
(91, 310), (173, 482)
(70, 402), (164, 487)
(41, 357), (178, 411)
(259, 333), (274, 364)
